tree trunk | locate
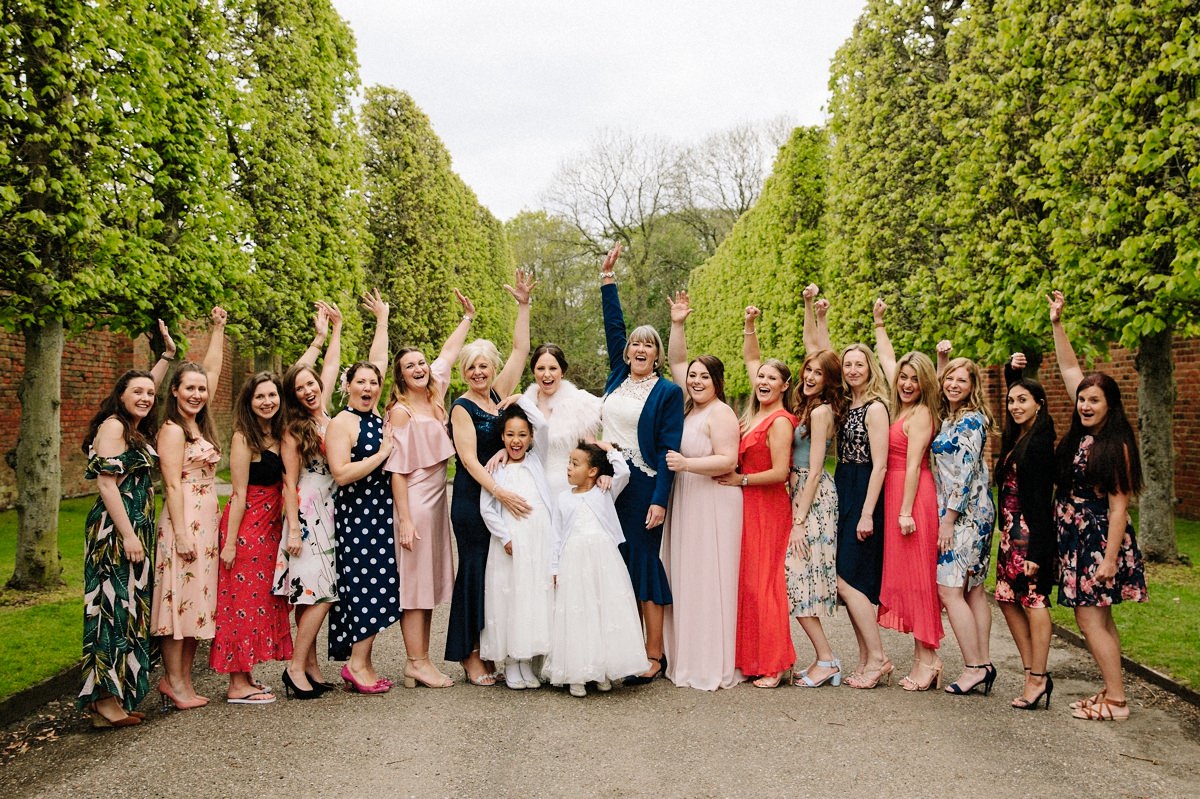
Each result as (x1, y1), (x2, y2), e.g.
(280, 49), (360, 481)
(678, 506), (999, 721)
(8, 319), (66, 590)
(1135, 325), (1178, 563)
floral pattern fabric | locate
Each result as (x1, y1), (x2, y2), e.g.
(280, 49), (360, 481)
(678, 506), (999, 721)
(931, 411), (995, 590)
(78, 445), (159, 711)
(272, 449), (339, 604)
(994, 458), (1049, 609)
(1055, 436), (1147, 607)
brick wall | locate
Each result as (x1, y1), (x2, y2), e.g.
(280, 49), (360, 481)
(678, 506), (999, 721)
(0, 326), (255, 508)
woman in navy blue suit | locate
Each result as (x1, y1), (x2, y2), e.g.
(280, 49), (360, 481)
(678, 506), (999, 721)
(599, 244), (685, 682)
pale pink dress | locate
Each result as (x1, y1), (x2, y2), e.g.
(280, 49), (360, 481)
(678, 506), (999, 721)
(150, 434), (222, 639)
(384, 358), (455, 609)
(661, 402), (745, 690)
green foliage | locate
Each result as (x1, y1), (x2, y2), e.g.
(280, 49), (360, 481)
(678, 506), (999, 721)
(223, 0), (368, 360)
(360, 87), (514, 377)
(686, 127), (828, 398)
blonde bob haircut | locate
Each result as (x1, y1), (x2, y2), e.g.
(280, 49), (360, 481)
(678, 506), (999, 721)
(840, 343), (891, 413)
(939, 356), (995, 429)
(458, 339), (503, 386)
(624, 324), (666, 373)
(889, 351), (940, 424)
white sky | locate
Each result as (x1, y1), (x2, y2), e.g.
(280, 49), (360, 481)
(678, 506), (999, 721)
(333, 1), (866, 221)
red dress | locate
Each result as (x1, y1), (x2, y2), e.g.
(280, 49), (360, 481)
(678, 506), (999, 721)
(211, 450), (294, 673)
(878, 418), (943, 649)
(734, 408), (798, 676)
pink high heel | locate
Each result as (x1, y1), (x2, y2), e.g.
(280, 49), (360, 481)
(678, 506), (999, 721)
(341, 665), (390, 694)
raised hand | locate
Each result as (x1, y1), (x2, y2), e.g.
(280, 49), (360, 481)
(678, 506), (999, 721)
(454, 289), (476, 318)
(1047, 290), (1064, 323)
(157, 319), (177, 359)
(211, 306), (228, 326)
(744, 305), (762, 326)
(814, 298), (830, 318)
(936, 340), (953, 357)
(602, 243), (622, 273)
(1010, 352), (1027, 370)
(872, 298), (886, 324)
(668, 290), (693, 324)
(503, 268), (537, 305)
(361, 288), (389, 320)
(312, 304), (329, 339)
(802, 283), (820, 301)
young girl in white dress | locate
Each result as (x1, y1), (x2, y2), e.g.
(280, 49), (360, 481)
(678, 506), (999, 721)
(543, 441), (651, 697)
(479, 402), (555, 690)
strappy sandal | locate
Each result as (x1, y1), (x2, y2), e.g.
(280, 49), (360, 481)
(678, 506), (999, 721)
(1072, 696), (1129, 721)
(846, 659), (894, 689)
(1069, 689), (1106, 711)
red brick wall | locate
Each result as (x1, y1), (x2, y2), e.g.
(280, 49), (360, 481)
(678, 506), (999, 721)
(0, 326), (255, 508)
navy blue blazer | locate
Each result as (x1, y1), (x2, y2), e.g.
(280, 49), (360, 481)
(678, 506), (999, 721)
(601, 282), (684, 508)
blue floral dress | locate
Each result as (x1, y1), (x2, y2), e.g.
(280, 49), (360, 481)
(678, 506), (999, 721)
(931, 411), (995, 590)
(1055, 436), (1147, 607)
(785, 423), (838, 618)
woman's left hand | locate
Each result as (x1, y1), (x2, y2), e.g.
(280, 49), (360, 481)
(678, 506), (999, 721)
(504, 268), (537, 305)
(455, 288), (475, 317)
(937, 517), (954, 552)
(899, 514), (916, 536)
(714, 471), (740, 487)
(1094, 558), (1117, 585)
(1022, 560), (1040, 578)
(645, 504), (666, 529)
(157, 319), (177, 360)
(665, 449), (687, 473)
(220, 540), (237, 568)
(121, 533), (145, 564)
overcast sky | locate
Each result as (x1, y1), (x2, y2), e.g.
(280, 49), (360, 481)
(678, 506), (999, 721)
(333, 1), (866, 221)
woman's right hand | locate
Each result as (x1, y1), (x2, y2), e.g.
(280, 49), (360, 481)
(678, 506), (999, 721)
(495, 486), (533, 519)
(602, 243), (622, 273)
(362, 288), (389, 320)
(377, 422), (394, 458)
(211, 306), (228, 327)
(285, 531), (303, 557)
(1047, 290), (1064, 323)
(873, 298), (886, 324)
(396, 517), (419, 551)
(665, 449), (688, 473)
(668, 291), (692, 324)
(175, 536), (197, 561)
(1010, 352), (1028, 370)
(484, 449), (508, 474)
(855, 514), (875, 541)
(802, 283), (819, 301)
(121, 533), (145, 564)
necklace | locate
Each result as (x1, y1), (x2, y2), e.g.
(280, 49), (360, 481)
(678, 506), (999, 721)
(629, 373), (656, 384)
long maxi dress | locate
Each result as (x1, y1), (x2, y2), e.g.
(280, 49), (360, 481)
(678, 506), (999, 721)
(785, 423), (838, 619)
(79, 443), (159, 711)
(661, 401), (744, 690)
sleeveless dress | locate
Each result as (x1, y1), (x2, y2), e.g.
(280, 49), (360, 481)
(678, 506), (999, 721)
(211, 450), (294, 672)
(79, 444), (159, 711)
(834, 402), (885, 604)
(272, 423), (338, 604)
(786, 423), (838, 618)
(150, 434), (221, 639)
(328, 408), (401, 660)
(877, 418), (943, 649)
(734, 408), (798, 676)
(384, 397), (455, 609)
(662, 402), (744, 690)
(445, 392), (504, 662)
(931, 411), (995, 590)
(1055, 436), (1148, 608)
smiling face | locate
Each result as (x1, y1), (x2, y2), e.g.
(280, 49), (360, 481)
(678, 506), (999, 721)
(567, 448), (597, 489)
(754, 364), (789, 407)
(399, 350), (430, 392)
(347, 365), (381, 410)
(502, 417), (532, 462)
(464, 356), (494, 394)
(801, 360), (826, 398)
(1007, 385), (1039, 432)
(121, 377), (156, 421)
(942, 366), (972, 411)
(686, 361), (715, 406)
(251, 379), (280, 423)
(1076, 384), (1109, 430)
(533, 352), (563, 397)
(626, 337), (658, 378)
(292, 367), (323, 415)
(172, 370), (209, 419)
(896, 364), (922, 407)
(842, 348), (869, 390)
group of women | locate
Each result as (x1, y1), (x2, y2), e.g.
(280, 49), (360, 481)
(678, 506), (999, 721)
(77, 244), (1147, 725)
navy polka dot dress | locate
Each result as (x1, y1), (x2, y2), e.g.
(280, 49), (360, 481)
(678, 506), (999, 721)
(328, 408), (401, 660)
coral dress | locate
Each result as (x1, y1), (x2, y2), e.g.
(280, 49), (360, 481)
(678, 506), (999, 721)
(734, 408), (798, 676)
(151, 434), (221, 639)
(877, 418), (943, 649)
(79, 444), (158, 711)
(662, 402), (744, 690)
(211, 450), (294, 673)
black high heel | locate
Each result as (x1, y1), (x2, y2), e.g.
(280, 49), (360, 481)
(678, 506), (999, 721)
(282, 669), (322, 700)
(1013, 672), (1053, 710)
(625, 655), (667, 686)
(946, 663), (996, 696)
(982, 663), (997, 696)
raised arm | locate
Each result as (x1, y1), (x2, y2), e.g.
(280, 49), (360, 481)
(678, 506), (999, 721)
(743, 305), (763, 385)
(599, 244), (626, 373)
(295, 303), (331, 369)
(872, 299), (896, 384)
(436, 289), (476, 366)
(666, 290), (692, 384)
(1048, 290), (1083, 400)
(362, 288), (390, 377)
(495, 270), (535, 397)
(1003, 352), (1027, 388)
(802, 284), (822, 354)
(203, 306), (227, 392)
(814, 298), (832, 351)
(317, 302), (343, 411)
(149, 319), (177, 387)
(935, 340), (952, 377)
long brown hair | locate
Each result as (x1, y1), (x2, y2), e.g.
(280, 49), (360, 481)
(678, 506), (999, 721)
(162, 362), (220, 452)
(233, 372), (283, 456)
(793, 349), (847, 436)
(386, 347), (447, 420)
(683, 355), (727, 416)
(82, 369), (158, 454)
(281, 363), (326, 463)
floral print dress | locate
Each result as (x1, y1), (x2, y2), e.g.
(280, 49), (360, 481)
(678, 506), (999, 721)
(1055, 436), (1148, 607)
(931, 411), (995, 590)
(79, 444), (159, 711)
(150, 435), (222, 639)
(785, 423), (838, 618)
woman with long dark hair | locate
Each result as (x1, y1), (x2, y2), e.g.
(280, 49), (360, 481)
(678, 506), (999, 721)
(1049, 291), (1146, 721)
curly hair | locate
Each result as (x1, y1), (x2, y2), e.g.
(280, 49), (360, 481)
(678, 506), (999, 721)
(792, 349), (847, 435)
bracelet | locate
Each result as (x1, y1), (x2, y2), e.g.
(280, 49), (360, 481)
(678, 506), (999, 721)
(743, 330), (756, 337)
(874, 322), (885, 329)
(463, 315), (474, 324)
(599, 270), (615, 280)
(899, 513), (913, 519)
(159, 353), (177, 361)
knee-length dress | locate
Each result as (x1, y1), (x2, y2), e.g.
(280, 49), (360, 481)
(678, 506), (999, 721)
(662, 402), (744, 690)
(328, 409), (401, 660)
(786, 423), (838, 619)
(211, 450), (293, 673)
(931, 411), (995, 590)
(384, 400), (455, 610)
(834, 401), (885, 604)
(271, 431), (338, 605)
(877, 418), (943, 649)
(734, 408), (798, 676)
(994, 427), (1057, 608)
(1055, 435), (1148, 608)
(151, 435), (221, 639)
(445, 393), (504, 662)
(79, 444), (158, 711)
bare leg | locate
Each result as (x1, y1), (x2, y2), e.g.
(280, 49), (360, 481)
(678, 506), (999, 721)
(347, 635), (380, 685)
(965, 583), (992, 663)
(637, 601), (666, 677)
(461, 649), (494, 684)
(400, 609), (453, 686)
(939, 583), (986, 690)
(796, 617), (839, 685)
(1000, 601), (1033, 670)
(838, 578), (887, 675)
(287, 604), (330, 691)
(1014, 605), (1053, 705)
(1074, 606), (1128, 713)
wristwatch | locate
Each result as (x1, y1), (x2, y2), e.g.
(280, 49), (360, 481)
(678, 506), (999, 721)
(740, 475), (748, 487)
